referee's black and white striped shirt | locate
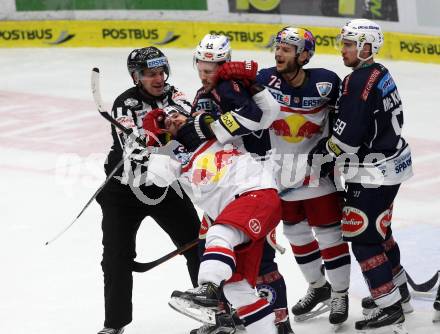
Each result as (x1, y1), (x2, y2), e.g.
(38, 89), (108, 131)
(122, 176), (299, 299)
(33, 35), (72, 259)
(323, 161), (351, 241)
(105, 84), (192, 186)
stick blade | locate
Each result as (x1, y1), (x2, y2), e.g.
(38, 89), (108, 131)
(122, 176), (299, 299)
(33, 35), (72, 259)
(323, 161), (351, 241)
(91, 67), (104, 113)
(407, 271), (439, 292)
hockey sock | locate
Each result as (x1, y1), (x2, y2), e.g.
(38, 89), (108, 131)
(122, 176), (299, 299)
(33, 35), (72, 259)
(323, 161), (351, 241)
(199, 246), (236, 286)
(237, 299), (275, 334)
(284, 221), (324, 284)
(198, 224), (247, 285)
(256, 270), (288, 320)
(382, 236), (407, 286)
(315, 224), (351, 292)
(224, 280), (276, 334)
(352, 243), (401, 307)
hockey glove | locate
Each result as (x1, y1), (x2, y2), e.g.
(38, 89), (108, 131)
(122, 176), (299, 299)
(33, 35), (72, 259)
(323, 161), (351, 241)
(142, 108), (166, 146)
(307, 137), (336, 178)
(248, 82), (265, 96)
(124, 136), (151, 165)
(216, 60), (258, 87)
(176, 113), (215, 152)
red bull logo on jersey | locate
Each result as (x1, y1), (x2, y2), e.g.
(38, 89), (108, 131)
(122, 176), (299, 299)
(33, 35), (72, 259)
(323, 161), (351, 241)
(191, 147), (240, 185)
(270, 114), (321, 143)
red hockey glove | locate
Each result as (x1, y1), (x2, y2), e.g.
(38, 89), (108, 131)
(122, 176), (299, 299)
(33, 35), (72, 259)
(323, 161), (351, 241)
(216, 60), (258, 87)
(142, 108), (166, 146)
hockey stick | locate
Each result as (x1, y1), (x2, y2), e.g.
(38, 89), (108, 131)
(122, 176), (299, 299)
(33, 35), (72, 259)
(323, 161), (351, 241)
(266, 231), (286, 254)
(406, 271), (439, 293)
(93, 67), (196, 271)
(45, 68), (136, 245)
(45, 157), (125, 246)
(91, 67), (150, 148)
(132, 238), (199, 272)
(131, 231), (287, 273)
(45, 68), (150, 246)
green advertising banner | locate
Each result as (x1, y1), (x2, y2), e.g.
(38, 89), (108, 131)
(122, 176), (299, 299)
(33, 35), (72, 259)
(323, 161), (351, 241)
(16, 0), (207, 11)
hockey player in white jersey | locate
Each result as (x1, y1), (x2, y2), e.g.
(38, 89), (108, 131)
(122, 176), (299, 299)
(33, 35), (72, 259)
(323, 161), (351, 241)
(143, 105), (282, 334)
(189, 33), (294, 334)
(217, 27), (351, 327)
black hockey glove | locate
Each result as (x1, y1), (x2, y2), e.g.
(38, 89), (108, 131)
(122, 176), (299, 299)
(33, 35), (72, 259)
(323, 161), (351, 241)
(176, 113), (215, 152)
(248, 82), (265, 96)
(307, 137), (335, 178)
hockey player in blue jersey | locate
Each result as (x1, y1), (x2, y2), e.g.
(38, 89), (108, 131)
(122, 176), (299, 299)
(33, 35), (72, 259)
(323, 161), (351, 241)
(218, 27), (351, 326)
(215, 27), (351, 328)
(308, 19), (413, 333)
(212, 29), (352, 330)
(256, 27), (351, 327)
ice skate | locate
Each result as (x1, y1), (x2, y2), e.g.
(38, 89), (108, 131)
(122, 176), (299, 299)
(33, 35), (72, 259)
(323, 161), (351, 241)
(97, 328), (124, 334)
(355, 301), (407, 334)
(276, 319), (294, 334)
(361, 283), (413, 315)
(434, 285), (440, 323)
(329, 290), (348, 331)
(291, 281), (331, 322)
(189, 311), (245, 334)
(169, 282), (223, 325)
(273, 308), (294, 333)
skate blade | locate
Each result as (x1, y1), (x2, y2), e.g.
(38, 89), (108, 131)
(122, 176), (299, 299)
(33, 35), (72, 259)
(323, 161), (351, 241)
(192, 325), (237, 334)
(433, 310), (440, 323)
(169, 297), (217, 325)
(401, 301), (414, 314)
(357, 323), (408, 334)
(362, 301), (414, 316)
(332, 323), (345, 332)
(293, 301), (330, 322)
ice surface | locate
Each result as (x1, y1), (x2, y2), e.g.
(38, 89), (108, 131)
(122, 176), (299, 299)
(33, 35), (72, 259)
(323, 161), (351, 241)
(0, 48), (439, 333)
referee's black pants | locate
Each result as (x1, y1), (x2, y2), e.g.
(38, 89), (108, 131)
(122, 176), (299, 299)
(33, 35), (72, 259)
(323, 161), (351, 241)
(97, 180), (200, 329)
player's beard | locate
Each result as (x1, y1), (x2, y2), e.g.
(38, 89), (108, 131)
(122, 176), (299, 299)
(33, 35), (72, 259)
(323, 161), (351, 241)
(277, 56), (299, 75)
(202, 79), (215, 91)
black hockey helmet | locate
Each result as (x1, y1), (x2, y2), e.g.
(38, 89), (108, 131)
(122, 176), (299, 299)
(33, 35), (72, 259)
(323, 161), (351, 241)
(127, 46), (170, 84)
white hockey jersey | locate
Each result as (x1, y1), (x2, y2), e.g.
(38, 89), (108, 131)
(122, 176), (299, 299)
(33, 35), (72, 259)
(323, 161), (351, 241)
(147, 139), (278, 220)
(257, 67), (342, 201)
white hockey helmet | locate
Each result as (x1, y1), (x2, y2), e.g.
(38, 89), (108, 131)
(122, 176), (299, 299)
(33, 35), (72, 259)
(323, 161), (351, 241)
(337, 19), (384, 60)
(194, 34), (232, 63)
(275, 26), (316, 64)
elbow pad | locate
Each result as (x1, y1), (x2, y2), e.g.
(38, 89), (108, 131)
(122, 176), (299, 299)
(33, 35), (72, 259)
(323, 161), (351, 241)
(252, 88), (280, 129)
